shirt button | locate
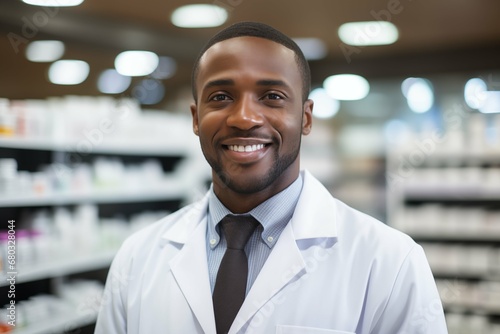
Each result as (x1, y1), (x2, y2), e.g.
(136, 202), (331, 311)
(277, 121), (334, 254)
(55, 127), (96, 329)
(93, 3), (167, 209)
(210, 239), (217, 245)
(267, 236), (274, 243)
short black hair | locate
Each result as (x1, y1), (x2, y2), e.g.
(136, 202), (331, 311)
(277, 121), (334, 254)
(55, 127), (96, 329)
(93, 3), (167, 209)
(191, 21), (311, 102)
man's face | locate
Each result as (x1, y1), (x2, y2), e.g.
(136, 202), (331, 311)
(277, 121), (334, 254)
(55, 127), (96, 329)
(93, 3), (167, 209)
(191, 36), (313, 203)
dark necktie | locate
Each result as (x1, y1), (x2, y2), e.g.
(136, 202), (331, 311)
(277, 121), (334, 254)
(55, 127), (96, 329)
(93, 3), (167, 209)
(213, 214), (259, 334)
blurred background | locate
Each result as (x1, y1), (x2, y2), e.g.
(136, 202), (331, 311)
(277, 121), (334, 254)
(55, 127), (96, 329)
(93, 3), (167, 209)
(0, 0), (500, 332)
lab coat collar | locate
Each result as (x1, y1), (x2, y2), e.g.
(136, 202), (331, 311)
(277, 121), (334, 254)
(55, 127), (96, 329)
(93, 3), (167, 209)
(160, 170), (338, 245)
(291, 170), (338, 241)
(160, 192), (210, 245)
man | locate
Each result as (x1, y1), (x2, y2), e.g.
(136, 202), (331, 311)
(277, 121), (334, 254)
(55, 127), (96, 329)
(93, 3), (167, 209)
(95, 22), (448, 334)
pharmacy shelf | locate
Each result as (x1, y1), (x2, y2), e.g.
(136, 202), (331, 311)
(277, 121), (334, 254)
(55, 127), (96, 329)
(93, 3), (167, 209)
(388, 149), (500, 165)
(0, 250), (116, 286)
(13, 310), (97, 334)
(431, 269), (499, 280)
(445, 304), (500, 316)
(403, 187), (500, 202)
(0, 137), (193, 156)
(404, 231), (500, 242)
(0, 184), (186, 207)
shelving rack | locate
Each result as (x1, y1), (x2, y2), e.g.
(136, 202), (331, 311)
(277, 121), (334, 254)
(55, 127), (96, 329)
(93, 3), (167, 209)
(0, 113), (209, 333)
(386, 140), (500, 332)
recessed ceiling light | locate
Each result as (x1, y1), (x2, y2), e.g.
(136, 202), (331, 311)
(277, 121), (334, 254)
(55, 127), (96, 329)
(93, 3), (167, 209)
(114, 51), (159, 77)
(323, 74), (370, 101)
(402, 78), (434, 113)
(338, 21), (399, 46)
(171, 4), (228, 28)
(97, 69), (131, 94)
(133, 79), (165, 105)
(151, 56), (177, 80)
(293, 38), (327, 60)
(22, 0), (84, 7)
(464, 78), (488, 109)
(48, 60), (89, 85)
(478, 91), (500, 114)
(26, 40), (65, 62)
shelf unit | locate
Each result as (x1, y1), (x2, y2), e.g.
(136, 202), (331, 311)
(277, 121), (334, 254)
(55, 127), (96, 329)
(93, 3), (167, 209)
(0, 251), (117, 287)
(387, 144), (500, 328)
(0, 185), (186, 208)
(0, 116), (209, 333)
(14, 311), (97, 334)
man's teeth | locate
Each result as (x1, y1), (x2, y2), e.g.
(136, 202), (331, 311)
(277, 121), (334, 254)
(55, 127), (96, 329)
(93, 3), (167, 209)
(228, 144), (265, 152)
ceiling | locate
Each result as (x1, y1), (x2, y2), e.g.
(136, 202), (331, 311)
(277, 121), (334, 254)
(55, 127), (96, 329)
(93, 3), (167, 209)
(1, 0), (500, 104)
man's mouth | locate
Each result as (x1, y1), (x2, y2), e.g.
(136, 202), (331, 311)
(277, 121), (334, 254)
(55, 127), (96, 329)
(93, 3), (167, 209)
(227, 144), (266, 152)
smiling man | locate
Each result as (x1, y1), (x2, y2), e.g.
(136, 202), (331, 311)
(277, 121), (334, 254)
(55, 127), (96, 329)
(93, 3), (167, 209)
(95, 22), (448, 334)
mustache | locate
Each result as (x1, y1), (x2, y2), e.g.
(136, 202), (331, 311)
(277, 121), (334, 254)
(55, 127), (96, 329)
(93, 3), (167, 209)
(216, 129), (279, 146)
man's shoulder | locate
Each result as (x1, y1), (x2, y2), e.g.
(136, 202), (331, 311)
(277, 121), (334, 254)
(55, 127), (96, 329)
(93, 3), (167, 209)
(118, 198), (207, 255)
(334, 198), (417, 255)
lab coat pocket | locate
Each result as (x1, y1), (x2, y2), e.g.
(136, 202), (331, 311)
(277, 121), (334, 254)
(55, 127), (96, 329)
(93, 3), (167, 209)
(276, 325), (355, 334)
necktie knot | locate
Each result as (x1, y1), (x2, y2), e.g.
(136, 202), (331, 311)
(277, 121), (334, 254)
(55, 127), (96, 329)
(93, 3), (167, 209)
(220, 214), (259, 250)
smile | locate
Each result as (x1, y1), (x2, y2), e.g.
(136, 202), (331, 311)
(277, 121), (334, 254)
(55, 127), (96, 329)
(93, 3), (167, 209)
(228, 144), (265, 152)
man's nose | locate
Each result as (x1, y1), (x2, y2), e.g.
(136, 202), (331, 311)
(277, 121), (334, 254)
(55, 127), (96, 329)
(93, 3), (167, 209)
(226, 96), (264, 130)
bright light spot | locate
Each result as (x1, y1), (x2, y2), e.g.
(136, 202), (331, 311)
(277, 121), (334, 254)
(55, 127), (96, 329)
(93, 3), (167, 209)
(115, 51), (159, 77)
(171, 4), (227, 28)
(293, 38), (327, 60)
(323, 74), (370, 101)
(464, 78), (488, 109)
(151, 56), (177, 80)
(22, 0), (84, 6)
(48, 60), (89, 85)
(479, 91), (500, 114)
(26, 40), (65, 62)
(97, 69), (131, 94)
(401, 77), (419, 98)
(309, 88), (339, 119)
(404, 78), (434, 113)
(338, 21), (399, 46)
(133, 79), (165, 105)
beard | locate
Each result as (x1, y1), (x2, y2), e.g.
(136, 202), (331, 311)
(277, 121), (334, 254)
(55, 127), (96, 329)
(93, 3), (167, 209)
(203, 135), (302, 195)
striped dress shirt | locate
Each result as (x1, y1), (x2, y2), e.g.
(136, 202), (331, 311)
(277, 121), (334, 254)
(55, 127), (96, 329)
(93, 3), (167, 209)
(206, 174), (303, 294)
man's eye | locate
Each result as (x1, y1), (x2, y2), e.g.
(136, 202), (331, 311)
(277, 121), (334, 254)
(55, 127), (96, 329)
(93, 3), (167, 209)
(211, 94), (230, 101)
(266, 93), (283, 100)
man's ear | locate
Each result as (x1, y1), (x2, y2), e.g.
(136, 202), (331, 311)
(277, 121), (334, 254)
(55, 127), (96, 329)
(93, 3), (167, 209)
(302, 99), (313, 135)
(190, 103), (199, 136)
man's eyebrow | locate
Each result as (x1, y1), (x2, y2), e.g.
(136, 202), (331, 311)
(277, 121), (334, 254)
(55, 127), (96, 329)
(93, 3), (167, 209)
(256, 79), (290, 89)
(203, 79), (234, 91)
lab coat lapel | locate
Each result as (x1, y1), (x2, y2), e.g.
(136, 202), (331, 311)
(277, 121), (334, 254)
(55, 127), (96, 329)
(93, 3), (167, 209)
(231, 221), (306, 333)
(231, 170), (338, 333)
(168, 198), (216, 334)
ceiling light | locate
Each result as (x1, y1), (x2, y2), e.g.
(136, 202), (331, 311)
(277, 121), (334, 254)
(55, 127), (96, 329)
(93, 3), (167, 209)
(22, 0), (84, 7)
(151, 56), (177, 80)
(402, 78), (434, 113)
(478, 91), (500, 114)
(464, 78), (488, 109)
(171, 4), (227, 28)
(114, 51), (159, 77)
(309, 88), (339, 119)
(293, 38), (327, 60)
(48, 60), (89, 85)
(338, 21), (399, 46)
(26, 40), (65, 62)
(97, 69), (131, 94)
(132, 79), (165, 105)
(323, 74), (370, 101)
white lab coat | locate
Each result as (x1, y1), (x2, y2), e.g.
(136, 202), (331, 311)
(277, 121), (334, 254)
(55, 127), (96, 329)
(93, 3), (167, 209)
(95, 170), (448, 334)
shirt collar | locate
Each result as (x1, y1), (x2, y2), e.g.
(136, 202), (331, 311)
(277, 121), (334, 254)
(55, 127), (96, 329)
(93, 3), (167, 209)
(207, 174), (303, 249)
